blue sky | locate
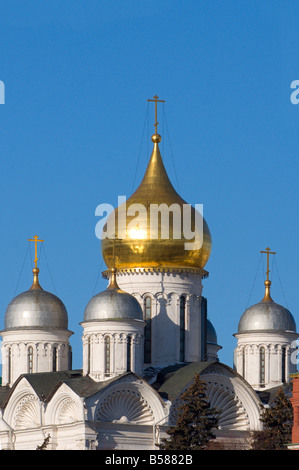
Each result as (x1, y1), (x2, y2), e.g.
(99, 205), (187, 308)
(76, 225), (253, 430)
(0, 0), (299, 369)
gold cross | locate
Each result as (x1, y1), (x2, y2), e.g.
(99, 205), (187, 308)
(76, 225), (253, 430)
(147, 95), (165, 135)
(28, 235), (44, 268)
(260, 247), (276, 281)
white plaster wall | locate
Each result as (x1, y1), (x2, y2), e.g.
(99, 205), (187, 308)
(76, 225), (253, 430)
(1, 329), (72, 386)
(113, 270), (204, 366)
(234, 331), (298, 390)
(81, 320), (145, 381)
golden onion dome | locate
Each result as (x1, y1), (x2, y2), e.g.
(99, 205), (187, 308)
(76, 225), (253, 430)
(101, 132), (212, 272)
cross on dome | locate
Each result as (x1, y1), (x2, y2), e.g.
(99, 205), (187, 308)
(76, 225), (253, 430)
(147, 95), (165, 139)
(260, 246), (276, 302)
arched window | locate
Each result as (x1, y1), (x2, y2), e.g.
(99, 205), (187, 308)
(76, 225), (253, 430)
(260, 347), (265, 387)
(28, 346), (33, 373)
(144, 296), (152, 364)
(282, 347), (286, 383)
(105, 336), (111, 376)
(180, 296), (186, 362)
(127, 336), (131, 372)
(52, 347), (57, 372)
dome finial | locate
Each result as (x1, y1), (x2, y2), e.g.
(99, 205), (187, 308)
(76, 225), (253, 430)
(108, 239), (119, 290)
(260, 246), (276, 302)
(28, 234), (44, 290)
(147, 94), (165, 143)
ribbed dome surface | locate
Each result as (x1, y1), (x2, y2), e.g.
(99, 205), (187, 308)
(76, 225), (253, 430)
(238, 300), (296, 334)
(84, 270), (143, 322)
(101, 138), (212, 271)
(207, 319), (218, 344)
(4, 289), (68, 330)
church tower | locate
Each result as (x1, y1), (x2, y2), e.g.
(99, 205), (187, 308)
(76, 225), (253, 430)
(234, 247), (298, 391)
(81, 267), (145, 381)
(1, 236), (73, 386)
(101, 96), (212, 368)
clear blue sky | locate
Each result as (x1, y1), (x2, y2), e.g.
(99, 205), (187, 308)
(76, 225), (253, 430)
(0, 0), (299, 369)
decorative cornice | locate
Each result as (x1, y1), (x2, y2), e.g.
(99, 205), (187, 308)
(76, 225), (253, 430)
(102, 266), (209, 279)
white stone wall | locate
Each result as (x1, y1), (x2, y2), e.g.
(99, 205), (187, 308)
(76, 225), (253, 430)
(1, 329), (73, 386)
(114, 269), (204, 366)
(234, 331), (298, 390)
(81, 320), (145, 381)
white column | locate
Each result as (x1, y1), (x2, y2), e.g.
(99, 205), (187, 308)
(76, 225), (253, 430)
(82, 335), (89, 375)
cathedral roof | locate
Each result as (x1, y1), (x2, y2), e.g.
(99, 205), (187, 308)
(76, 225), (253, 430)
(0, 369), (164, 410)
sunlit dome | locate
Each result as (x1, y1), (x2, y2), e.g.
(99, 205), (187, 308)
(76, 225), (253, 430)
(238, 300), (296, 334)
(4, 268), (69, 330)
(238, 268), (296, 334)
(101, 104), (212, 272)
(83, 268), (143, 322)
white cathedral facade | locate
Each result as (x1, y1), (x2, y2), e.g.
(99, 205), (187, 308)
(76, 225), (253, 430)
(0, 103), (297, 450)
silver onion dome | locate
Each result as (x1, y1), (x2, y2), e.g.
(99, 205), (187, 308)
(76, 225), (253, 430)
(238, 300), (296, 334)
(4, 268), (68, 330)
(5, 289), (69, 330)
(207, 319), (218, 345)
(83, 268), (143, 322)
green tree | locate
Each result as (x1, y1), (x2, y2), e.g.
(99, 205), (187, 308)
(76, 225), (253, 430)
(251, 387), (293, 450)
(159, 374), (220, 450)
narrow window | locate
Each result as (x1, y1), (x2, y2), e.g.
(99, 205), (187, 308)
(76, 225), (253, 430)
(8, 347), (11, 384)
(68, 347), (72, 371)
(105, 336), (110, 376)
(144, 296), (152, 363)
(260, 347), (265, 387)
(28, 346), (33, 373)
(86, 338), (90, 374)
(242, 348), (246, 378)
(52, 347), (57, 372)
(127, 336), (131, 372)
(180, 296), (186, 362)
(282, 347), (286, 383)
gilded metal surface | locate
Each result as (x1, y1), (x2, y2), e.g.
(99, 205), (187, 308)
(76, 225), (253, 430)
(260, 247), (276, 302)
(28, 234), (44, 269)
(262, 280), (273, 302)
(30, 267), (42, 290)
(101, 139), (212, 270)
(147, 95), (165, 135)
(238, 300), (296, 333)
(102, 265), (209, 279)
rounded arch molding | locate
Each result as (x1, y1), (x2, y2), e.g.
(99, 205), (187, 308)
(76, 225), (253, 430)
(12, 393), (40, 430)
(169, 366), (262, 431)
(92, 380), (166, 425)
